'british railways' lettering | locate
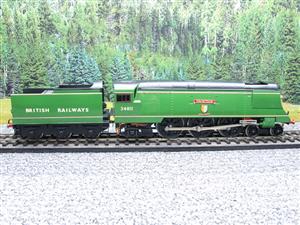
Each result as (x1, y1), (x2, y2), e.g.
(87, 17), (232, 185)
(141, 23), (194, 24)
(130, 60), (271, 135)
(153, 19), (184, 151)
(26, 108), (50, 113)
(57, 108), (89, 113)
(25, 107), (89, 113)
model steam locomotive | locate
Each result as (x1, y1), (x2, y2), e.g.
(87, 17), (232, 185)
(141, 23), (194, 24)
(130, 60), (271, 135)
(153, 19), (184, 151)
(10, 81), (291, 139)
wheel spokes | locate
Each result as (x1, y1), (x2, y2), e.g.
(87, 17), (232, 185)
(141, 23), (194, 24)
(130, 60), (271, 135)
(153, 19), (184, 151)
(187, 118), (214, 138)
(156, 118), (184, 138)
(218, 118), (242, 137)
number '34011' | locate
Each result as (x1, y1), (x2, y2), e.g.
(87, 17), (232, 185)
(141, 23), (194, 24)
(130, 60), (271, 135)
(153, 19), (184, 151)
(120, 106), (134, 111)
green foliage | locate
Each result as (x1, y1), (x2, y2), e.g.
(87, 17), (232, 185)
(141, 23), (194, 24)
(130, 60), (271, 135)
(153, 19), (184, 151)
(110, 55), (132, 81)
(48, 43), (65, 86)
(187, 58), (206, 80)
(0, 0), (299, 103)
(4, 48), (20, 95)
(284, 52), (300, 103)
(103, 73), (114, 101)
(64, 48), (101, 84)
(213, 56), (231, 81)
(20, 47), (48, 89)
(278, 9), (300, 104)
(38, 0), (57, 37)
(176, 67), (187, 81)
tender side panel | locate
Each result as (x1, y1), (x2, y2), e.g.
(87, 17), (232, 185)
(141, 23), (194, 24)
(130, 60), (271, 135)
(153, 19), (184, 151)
(11, 92), (103, 125)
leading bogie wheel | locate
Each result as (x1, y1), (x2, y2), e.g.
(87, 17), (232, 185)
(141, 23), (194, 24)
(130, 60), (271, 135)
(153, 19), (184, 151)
(270, 124), (283, 136)
(245, 125), (259, 137)
(156, 118), (184, 138)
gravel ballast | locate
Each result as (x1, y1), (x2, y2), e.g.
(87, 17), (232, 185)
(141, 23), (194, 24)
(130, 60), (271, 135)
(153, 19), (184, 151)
(0, 149), (299, 224)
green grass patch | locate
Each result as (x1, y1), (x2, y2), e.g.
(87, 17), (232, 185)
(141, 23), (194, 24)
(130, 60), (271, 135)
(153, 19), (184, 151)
(282, 102), (300, 122)
(0, 98), (12, 124)
(0, 98), (299, 124)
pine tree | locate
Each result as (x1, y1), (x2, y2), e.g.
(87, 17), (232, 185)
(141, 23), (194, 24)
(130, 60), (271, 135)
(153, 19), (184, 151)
(13, 9), (26, 44)
(284, 52), (300, 103)
(38, 0), (57, 37)
(110, 56), (130, 81)
(123, 55), (133, 80)
(5, 48), (20, 95)
(48, 44), (65, 86)
(285, 52), (300, 104)
(98, 59), (114, 101)
(20, 47), (48, 89)
(187, 58), (206, 80)
(151, 9), (160, 52)
(68, 5), (85, 45)
(213, 56), (231, 81)
(177, 66), (186, 81)
(153, 70), (167, 80)
(25, 8), (41, 44)
(280, 10), (300, 104)
(103, 73), (114, 101)
(96, 0), (110, 20)
(111, 0), (122, 36)
(64, 48), (101, 84)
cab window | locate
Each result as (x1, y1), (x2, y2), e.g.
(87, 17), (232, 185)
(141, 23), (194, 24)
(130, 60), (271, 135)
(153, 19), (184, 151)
(116, 94), (131, 102)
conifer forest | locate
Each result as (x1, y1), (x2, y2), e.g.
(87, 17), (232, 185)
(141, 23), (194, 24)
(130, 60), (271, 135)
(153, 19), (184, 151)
(0, 0), (299, 103)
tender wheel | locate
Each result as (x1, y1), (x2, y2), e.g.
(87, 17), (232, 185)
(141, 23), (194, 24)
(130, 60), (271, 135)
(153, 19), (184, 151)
(52, 126), (72, 139)
(245, 125), (259, 137)
(218, 118), (242, 137)
(156, 118), (184, 138)
(270, 124), (283, 136)
(83, 126), (101, 139)
(187, 118), (214, 138)
(20, 126), (43, 139)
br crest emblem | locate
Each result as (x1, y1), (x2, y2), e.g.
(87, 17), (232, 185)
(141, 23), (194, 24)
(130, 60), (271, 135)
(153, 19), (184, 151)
(193, 99), (216, 114)
(201, 104), (208, 113)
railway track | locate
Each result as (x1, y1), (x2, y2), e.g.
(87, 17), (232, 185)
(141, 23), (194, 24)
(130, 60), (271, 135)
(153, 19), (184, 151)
(1, 131), (300, 153)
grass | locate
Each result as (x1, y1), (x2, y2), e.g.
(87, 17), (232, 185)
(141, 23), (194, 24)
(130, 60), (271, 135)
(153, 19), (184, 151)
(282, 102), (300, 122)
(0, 98), (299, 124)
(0, 98), (12, 124)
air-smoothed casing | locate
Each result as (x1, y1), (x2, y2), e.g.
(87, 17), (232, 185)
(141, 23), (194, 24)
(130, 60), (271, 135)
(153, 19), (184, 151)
(113, 81), (290, 126)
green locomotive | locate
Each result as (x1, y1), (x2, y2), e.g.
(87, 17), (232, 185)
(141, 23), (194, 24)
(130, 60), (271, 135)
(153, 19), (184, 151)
(114, 81), (290, 138)
(10, 81), (291, 139)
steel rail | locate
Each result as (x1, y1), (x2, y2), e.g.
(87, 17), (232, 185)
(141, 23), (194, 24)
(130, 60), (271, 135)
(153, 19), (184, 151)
(0, 131), (300, 153)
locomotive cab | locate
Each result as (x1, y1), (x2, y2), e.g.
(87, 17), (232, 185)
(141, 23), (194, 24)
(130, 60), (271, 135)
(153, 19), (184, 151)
(114, 82), (153, 137)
